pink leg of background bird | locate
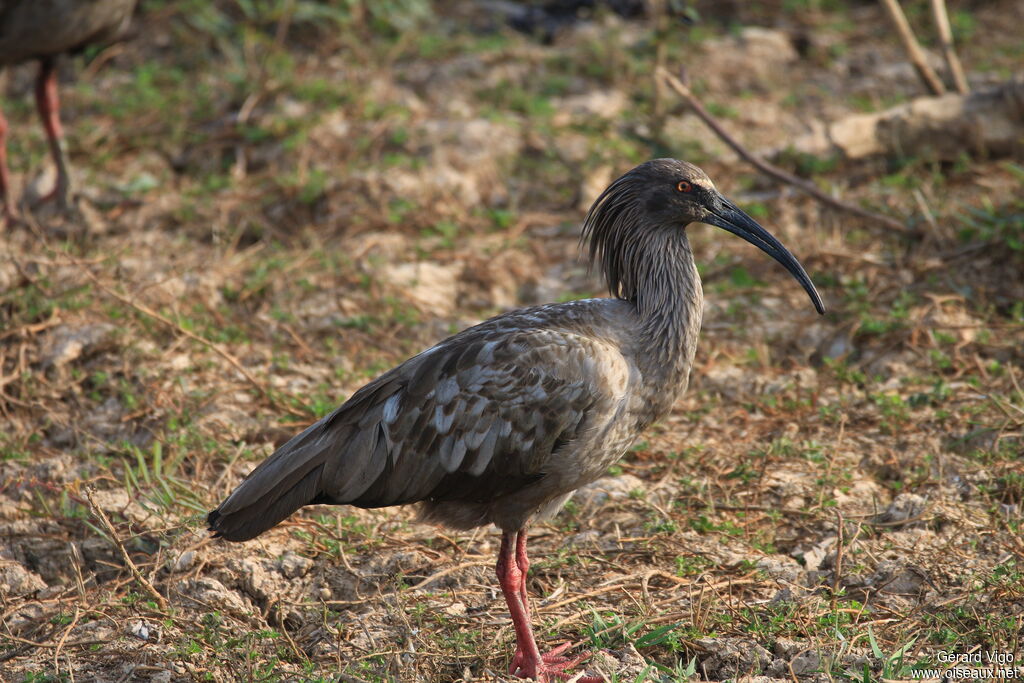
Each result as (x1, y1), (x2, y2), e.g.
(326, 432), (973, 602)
(0, 108), (14, 222)
(34, 58), (73, 209)
(497, 529), (600, 682)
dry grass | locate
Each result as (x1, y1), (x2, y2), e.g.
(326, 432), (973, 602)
(1, 1), (1023, 682)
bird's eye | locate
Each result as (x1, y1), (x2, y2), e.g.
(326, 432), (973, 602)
(676, 180), (693, 193)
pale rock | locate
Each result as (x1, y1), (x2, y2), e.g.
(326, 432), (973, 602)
(129, 620), (156, 641)
(0, 561), (47, 596)
(88, 488), (151, 524)
(41, 323), (115, 368)
(763, 366), (819, 393)
(589, 643), (647, 680)
(872, 493), (927, 526)
(459, 249), (536, 310)
(756, 556), (803, 583)
(553, 130), (590, 163)
(443, 601), (467, 617)
(573, 474), (646, 508)
(795, 535), (836, 572)
(697, 636), (773, 678)
(702, 363), (764, 400)
(181, 577), (248, 613)
(350, 117), (522, 207)
(923, 304), (981, 344)
(170, 550), (197, 573)
(833, 477), (885, 507)
(773, 637), (803, 658)
(868, 559), (927, 595)
(278, 551), (313, 579)
(791, 649), (823, 676)
(567, 530), (601, 547)
(552, 89), (628, 125)
(379, 262), (460, 317)
(699, 27), (799, 91)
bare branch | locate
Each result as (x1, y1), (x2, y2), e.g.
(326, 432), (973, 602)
(655, 67), (915, 236)
(929, 0), (969, 94)
(878, 0), (946, 96)
(84, 486), (169, 612)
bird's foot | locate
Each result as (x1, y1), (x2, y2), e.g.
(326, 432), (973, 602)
(30, 182), (74, 211)
(22, 180), (92, 236)
(510, 643), (603, 682)
(509, 641), (572, 673)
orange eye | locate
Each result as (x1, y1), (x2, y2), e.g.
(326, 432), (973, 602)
(677, 180), (692, 193)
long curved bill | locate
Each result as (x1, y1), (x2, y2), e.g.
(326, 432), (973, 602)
(704, 196), (825, 315)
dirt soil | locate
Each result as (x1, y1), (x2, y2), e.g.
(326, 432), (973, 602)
(1, 1), (1023, 682)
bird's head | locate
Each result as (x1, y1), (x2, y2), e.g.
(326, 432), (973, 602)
(582, 158), (825, 314)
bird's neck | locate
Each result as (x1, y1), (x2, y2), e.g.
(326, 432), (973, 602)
(628, 231), (703, 386)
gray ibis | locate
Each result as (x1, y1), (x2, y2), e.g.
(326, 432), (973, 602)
(208, 159), (825, 681)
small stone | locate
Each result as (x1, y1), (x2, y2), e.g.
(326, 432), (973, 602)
(573, 474), (646, 507)
(129, 620), (152, 640)
(378, 262), (461, 317)
(757, 556), (803, 583)
(567, 530), (601, 547)
(588, 644), (647, 681)
(171, 550), (196, 573)
(279, 551), (314, 579)
(181, 577), (248, 613)
(869, 560), (926, 595)
(697, 636), (773, 678)
(773, 637), (802, 658)
(553, 90), (628, 122)
(791, 650), (822, 675)
(444, 602), (467, 617)
(41, 323), (115, 368)
(0, 561), (47, 596)
(872, 493), (927, 526)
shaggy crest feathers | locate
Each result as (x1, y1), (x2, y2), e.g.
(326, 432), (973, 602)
(581, 158), (708, 303)
(582, 171), (646, 301)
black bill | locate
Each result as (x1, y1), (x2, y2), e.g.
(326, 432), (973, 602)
(704, 196), (826, 315)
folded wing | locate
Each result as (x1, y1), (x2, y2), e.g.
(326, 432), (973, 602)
(208, 315), (616, 542)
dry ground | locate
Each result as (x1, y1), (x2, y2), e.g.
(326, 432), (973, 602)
(1, 1), (1023, 681)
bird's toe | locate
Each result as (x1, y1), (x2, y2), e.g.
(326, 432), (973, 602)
(512, 647), (599, 681)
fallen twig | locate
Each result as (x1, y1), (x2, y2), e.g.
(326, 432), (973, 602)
(655, 67), (915, 236)
(0, 632), (108, 652)
(878, 0), (946, 95)
(70, 260), (306, 418)
(929, 0), (969, 94)
(84, 486), (169, 612)
(831, 511), (845, 617)
(52, 604), (81, 676)
(408, 561), (495, 591)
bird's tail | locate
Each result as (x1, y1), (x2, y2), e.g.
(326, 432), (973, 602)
(207, 420), (331, 542)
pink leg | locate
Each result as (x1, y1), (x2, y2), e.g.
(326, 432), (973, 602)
(498, 530), (545, 677)
(0, 107), (15, 222)
(516, 530), (532, 618)
(497, 529), (600, 682)
(34, 58), (73, 209)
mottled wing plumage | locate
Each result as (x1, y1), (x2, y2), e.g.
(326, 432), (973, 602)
(208, 303), (626, 541)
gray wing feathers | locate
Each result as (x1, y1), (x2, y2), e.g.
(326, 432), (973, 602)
(208, 320), (609, 542)
(214, 420), (328, 514)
